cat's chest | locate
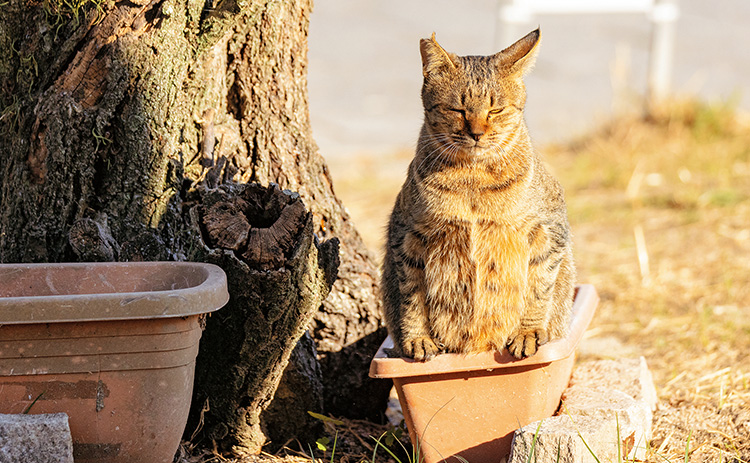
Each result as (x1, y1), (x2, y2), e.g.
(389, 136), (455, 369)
(422, 215), (531, 302)
(417, 163), (532, 221)
(421, 181), (518, 222)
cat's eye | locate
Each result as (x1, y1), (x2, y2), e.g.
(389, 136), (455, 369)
(447, 108), (465, 115)
(488, 108), (505, 116)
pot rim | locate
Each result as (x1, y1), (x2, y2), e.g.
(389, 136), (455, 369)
(0, 261), (229, 324)
(369, 284), (599, 378)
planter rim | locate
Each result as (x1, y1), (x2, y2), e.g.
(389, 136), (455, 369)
(369, 284), (598, 378)
(0, 261), (229, 324)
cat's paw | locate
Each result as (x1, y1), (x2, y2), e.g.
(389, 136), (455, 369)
(402, 337), (441, 361)
(507, 329), (550, 359)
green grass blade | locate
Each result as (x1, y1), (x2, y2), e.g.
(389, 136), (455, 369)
(527, 419), (544, 463)
(630, 434), (646, 462)
(331, 430), (338, 463)
(578, 433), (602, 463)
(562, 402), (601, 463)
(652, 449), (674, 463)
(393, 430), (415, 463)
(22, 392), (44, 414)
(370, 432), (384, 463)
(308, 443), (318, 463)
(412, 397), (456, 463)
(371, 432), (406, 463)
(616, 413), (622, 463)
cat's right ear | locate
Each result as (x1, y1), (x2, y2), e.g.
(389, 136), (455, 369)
(494, 28), (541, 76)
(419, 33), (459, 78)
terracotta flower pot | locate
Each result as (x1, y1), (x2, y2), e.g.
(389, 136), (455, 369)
(0, 262), (229, 463)
(369, 284), (599, 463)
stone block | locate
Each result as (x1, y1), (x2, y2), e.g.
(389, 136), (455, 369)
(569, 356), (657, 410)
(508, 357), (657, 463)
(0, 413), (73, 463)
(563, 385), (653, 440)
(577, 335), (637, 360)
(509, 412), (647, 463)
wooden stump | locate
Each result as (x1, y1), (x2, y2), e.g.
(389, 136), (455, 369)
(186, 183), (339, 455)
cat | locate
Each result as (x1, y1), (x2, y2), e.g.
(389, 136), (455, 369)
(381, 29), (575, 361)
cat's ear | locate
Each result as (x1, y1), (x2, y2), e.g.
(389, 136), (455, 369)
(419, 33), (460, 78)
(494, 28), (540, 76)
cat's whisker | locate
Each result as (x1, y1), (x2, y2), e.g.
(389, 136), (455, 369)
(436, 138), (461, 169)
(489, 141), (508, 159)
(416, 133), (458, 174)
(420, 143), (453, 174)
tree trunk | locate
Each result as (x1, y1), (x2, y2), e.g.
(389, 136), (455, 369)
(186, 183), (339, 455)
(0, 0), (388, 440)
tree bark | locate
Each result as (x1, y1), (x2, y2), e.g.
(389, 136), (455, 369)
(186, 183), (339, 455)
(0, 0), (388, 438)
(218, 1), (390, 420)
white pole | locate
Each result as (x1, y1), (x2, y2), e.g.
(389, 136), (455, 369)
(648, 0), (680, 105)
(495, 0), (532, 50)
(493, 0), (679, 105)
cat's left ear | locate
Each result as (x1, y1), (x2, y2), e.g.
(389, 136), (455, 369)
(494, 28), (541, 76)
(420, 33), (460, 78)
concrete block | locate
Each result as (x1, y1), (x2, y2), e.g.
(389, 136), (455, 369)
(565, 387), (651, 460)
(563, 385), (653, 438)
(0, 413), (73, 463)
(577, 335), (637, 360)
(508, 358), (657, 463)
(569, 356), (657, 410)
(385, 386), (404, 426)
(509, 412), (647, 463)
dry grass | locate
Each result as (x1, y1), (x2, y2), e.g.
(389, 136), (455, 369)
(547, 100), (750, 463)
(181, 100), (750, 462)
(326, 100), (750, 463)
(176, 416), (409, 463)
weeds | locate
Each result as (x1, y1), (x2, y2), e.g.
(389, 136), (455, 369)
(371, 430), (415, 463)
(22, 392), (44, 414)
(308, 431), (337, 463)
(526, 420), (543, 463)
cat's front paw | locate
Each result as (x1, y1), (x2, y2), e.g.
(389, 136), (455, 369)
(402, 336), (441, 361)
(507, 329), (550, 359)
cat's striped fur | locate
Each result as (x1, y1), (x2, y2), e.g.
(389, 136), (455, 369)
(381, 29), (575, 361)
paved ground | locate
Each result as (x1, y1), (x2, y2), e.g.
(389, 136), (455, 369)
(307, 0), (750, 159)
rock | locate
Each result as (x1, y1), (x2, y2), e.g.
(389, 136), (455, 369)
(563, 387), (652, 460)
(385, 386), (404, 426)
(0, 413), (74, 463)
(569, 357), (657, 410)
(576, 335), (637, 360)
(508, 357), (657, 463)
(509, 412), (645, 463)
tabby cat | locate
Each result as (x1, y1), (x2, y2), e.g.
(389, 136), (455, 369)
(381, 29), (575, 361)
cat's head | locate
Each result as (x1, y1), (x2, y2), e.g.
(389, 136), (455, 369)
(419, 29), (540, 158)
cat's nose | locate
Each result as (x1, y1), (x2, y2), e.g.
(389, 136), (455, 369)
(466, 118), (487, 142)
(469, 131), (484, 142)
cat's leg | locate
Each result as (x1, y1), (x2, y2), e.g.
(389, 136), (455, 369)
(547, 247), (575, 339)
(396, 226), (441, 361)
(507, 220), (569, 358)
(383, 207), (440, 361)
